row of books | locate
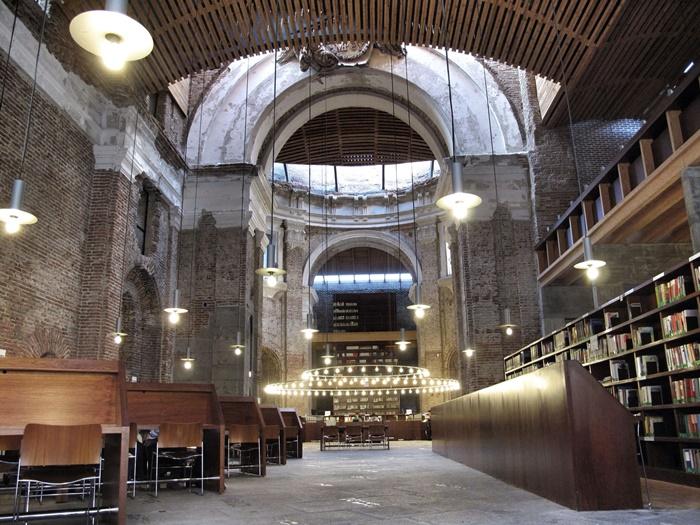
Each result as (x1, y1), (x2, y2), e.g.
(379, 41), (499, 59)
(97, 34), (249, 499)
(683, 448), (700, 474)
(554, 331), (568, 350)
(632, 326), (655, 346)
(671, 377), (700, 404)
(679, 414), (700, 438)
(655, 275), (687, 308)
(642, 416), (664, 437)
(666, 343), (700, 371)
(604, 311), (624, 329)
(570, 318), (604, 344)
(616, 387), (638, 408)
(639, 385), (662, 406)
(505, 355), (522, 372)
(662, 310), (698, 338)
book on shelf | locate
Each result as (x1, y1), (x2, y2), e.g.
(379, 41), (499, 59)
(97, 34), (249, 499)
(639, 385), (663, 406)
(666, 343), (700, 371)
(679, 414), (700, 438)
(505, 354), (522, 371)
(610, 360), (631, 381)
(694, 265), (700, 292)
(541, 340), (554, 356)
(662, 310), (698, 338)
(530, 344), (540, 359)
(553, 331), (568, 350)
(616, 387), (638, 408)
(642, 416), (665, 437)
(635, 355), (660, 377)
(633, 326), (655, 346)
(655, 275), (687, 308)
(671, 377), (700, 404)
(629, 302), (643, 318)
(604, 311), (622, 329)
(683, 449), (700, 473)
(606, 333), (632, 355)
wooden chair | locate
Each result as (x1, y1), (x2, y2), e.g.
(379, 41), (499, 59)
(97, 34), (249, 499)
(219, 396), (266, 477)
(259, 406), (286, 465)
(14, 424), (103, 519)
(344, 424), (364, 447)
(151, 423), (204, 497)
(127, 424), (138, 498)
(320, 425), (340, 451)
(367, 424), (389, 449)
(280, 409), (304, 459)
(226, 424), (263, 476)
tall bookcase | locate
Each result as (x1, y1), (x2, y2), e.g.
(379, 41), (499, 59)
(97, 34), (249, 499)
(505, 254), (700, 486)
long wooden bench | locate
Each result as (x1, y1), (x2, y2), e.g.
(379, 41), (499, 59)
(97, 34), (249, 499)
(280, 408), (304, 459)
(0, 358), (129, 524)
(219, 395), (267, 476)
(259, 405), (287, 465)
(126, 382), (225, 493)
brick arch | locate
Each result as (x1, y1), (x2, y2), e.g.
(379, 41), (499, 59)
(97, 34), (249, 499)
(120, 267), (162, 381)
(260, 346), (282, 404)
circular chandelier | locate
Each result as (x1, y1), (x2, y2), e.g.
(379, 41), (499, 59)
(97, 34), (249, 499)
(264, 365), (460, 397)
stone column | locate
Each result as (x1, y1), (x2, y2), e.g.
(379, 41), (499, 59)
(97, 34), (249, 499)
(682, 166), (700, 254)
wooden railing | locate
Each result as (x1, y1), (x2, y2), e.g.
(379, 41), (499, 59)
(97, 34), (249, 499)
(536, 68), (700, 276)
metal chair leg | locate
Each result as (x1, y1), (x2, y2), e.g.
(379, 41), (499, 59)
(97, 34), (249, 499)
(154, 445), (159, 498)
(132, 446), (138, 498)
(200, 441), (205, 496)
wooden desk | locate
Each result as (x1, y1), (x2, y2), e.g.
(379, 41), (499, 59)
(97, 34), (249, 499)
(219, 395), (267, 476)
(126, 382), (225, 493)
(259, 405), (287, 465)
(280, 408), (304, 459)
(432, 360), (643, 510)
(302, 420), (424, 442)
(0, 358), (128, 525)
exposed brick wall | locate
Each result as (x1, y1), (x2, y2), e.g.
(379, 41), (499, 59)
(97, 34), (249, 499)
(155, 91), (188, 155)
(0, 55), (93, 357)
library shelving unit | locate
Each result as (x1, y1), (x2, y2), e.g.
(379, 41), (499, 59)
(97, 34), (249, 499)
(504, 253), (700, 486)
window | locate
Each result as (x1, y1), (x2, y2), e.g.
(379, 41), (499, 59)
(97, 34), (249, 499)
(135, 189), (149, 255)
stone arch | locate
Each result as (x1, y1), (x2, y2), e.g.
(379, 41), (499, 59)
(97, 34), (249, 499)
(120, 267), (162, 381)
(260, 346), (283, 403)
(302, 230), (422, 286)
(186, 47), (523, 170)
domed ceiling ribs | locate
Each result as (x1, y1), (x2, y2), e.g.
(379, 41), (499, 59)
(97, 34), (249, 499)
(59, 0), (700, 124)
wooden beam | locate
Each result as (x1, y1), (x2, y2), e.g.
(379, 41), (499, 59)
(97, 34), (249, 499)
(598, 182), (612, 215)
(666, 110), (684, 152)
(556, 229), (568, 255)
(569, 214), (582, 243)
(582, 200), (596, 233)
(617, 162), (632, 197)
(639, 139), (655, 178)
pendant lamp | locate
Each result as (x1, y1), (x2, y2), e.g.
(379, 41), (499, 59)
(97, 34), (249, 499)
(574, 236), (606, 281)
(256, 11), (285, 285)
(69, 0), (153, 71)
(181, 347), (194, 370)
(0, 0), (48, 235)
(300, 69), (318, 341)
(395, 328), (410, 352)
(164, 288), (188, 325)
(320, 343), (334, 366)
(497, 307), (517, 336)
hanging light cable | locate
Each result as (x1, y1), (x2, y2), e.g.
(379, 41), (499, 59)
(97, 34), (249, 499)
(0, 0), (48, 235)
(111, 112), (140, 346)
(255, 9), (286, 287)
(320, 74), (334, 366)
(300, 69), (319, 341)
(435, 0), (482, 221)
(403, 51), (431, 321)
(388, 52), (411, 352)
(231, 57), (253, 357)
(0, 0), (21, 115)
(551, 7), (606, 283)
(69, 0), (153, 72)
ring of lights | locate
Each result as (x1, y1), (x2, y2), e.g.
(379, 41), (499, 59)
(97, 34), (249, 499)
(264, 365), (460, 397)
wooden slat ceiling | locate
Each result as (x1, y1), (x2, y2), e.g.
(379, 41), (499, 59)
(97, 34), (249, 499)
(277, 107), (433, 165)
(318, 247), (406, 275)
(58, 1), (700, 123)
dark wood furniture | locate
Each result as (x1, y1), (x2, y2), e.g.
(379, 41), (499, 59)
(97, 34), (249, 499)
(219, 396), (267, 476)
(505, 256), (700, 485)
(433, 360), (643, 511)
(387, 420), (424, 441)
(259, 405), (287, 465)
(125, 382), (225, 493)
(0, 358), (129, 524)
(280, 409), (304, 459)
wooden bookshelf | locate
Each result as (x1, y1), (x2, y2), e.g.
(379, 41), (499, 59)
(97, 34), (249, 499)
(505, 253), (700, 485)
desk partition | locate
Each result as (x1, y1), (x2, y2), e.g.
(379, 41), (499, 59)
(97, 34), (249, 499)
(0, 358), (128, 524)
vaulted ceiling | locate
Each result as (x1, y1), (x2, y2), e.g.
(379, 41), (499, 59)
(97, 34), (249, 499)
(277, 107), (434, 166)
(59, 0), (700, 124)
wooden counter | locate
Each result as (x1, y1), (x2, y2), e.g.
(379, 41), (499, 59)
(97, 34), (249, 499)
(432, 360), (643, 511)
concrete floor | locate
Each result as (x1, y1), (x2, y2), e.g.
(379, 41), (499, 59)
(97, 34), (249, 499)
(128, 441), (700, 524)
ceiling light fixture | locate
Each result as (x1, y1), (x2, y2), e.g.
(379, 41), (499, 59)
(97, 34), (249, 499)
(396, 328), (410, 352)
(69, 0), (153, 72)
(320, 343), (334, 366)
(164, 288), (188, 325)
(435, 1), (482, 221)
(256, 11), (285, 286)
(0, 0), (48, 235)
(497, 307), (517, 337)
(573, 236), (606, 281)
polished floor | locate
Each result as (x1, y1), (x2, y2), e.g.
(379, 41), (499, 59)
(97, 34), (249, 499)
(127, 441), (700, 524)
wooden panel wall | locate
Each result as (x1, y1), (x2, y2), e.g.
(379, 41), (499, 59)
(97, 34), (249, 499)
(432, 360), (642, 511)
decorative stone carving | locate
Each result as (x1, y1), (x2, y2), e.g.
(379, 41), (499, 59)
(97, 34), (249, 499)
(279, 42), (405, 73)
